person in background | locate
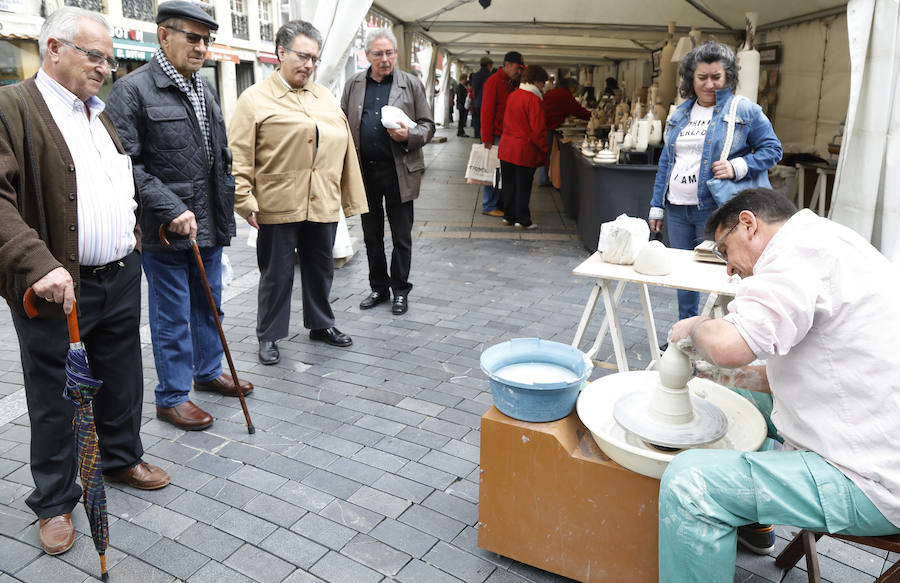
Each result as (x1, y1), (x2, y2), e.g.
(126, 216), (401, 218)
(648, 41), (781, 320)
(498, 65), (549, 230)
(106, 0), (250, 432)
(603, 76), (619, 97)
(342, 27), (435, 317)
(659, 188), (900, 582)
(0, 7), (169, 556)
(455, 73), (469, 137)
(539, 77), (591, 186)
(229, 20), (367, 366)
(468, 56), (492, 141)
(480, 51), (525, 217)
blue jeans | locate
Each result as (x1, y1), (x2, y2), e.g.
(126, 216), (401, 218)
(659, 389), (900, 583)
(482, 136), (501, 212)
(142, 247), (224, 408)
(666, 203), (714, 319)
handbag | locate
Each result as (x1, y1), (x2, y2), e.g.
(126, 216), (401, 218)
(706, 95), (771, 206)
(465, 143), (501, 186)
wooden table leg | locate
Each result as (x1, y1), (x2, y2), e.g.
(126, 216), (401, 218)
(638, 283), (660, 368)
(572, 282), (602, 357)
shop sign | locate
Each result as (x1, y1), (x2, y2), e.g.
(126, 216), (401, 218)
(206, 45), (240, 63)
(258, 52), (278, 64)
(113, 39), (158, 61)
(112, 28), (143, 42)
(0, 0), (26, 13)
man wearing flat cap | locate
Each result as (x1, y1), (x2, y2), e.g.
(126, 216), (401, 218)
(106, 0), (249, 431)
(480, 50), (524, 217)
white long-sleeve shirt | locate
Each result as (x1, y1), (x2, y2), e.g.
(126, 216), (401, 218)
(724, 209), (900, 526)
(35, 69), (136, 266)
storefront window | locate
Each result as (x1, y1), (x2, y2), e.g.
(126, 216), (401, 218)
(0, 39), (40, 86)
(122, 0), (155, 22)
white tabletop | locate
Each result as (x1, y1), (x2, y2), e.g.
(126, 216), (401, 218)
(573, 250), (739, 296)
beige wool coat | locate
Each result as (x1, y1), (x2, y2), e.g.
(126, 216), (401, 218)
(228, 72), (367, 224)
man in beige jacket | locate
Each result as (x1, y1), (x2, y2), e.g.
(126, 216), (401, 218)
(228, 20), (367, 365)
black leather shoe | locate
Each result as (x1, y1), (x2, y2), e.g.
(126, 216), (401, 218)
(258, 340), (279, 365)
(309, 327), (352, 347)
(359, 290), (389, 310)
(392, 295), (408, 315)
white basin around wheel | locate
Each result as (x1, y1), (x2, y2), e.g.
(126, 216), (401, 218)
(576, 371), (767, 479)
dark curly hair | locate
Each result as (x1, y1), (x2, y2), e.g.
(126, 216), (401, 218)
(678, 41), (738, 100)
(275, 20), (323, 61)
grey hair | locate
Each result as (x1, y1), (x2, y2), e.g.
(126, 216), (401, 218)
(156, 18), (184, 43)
(364, 28), (397, 52)
(39, 6), (112, 60)
(678, 41), (738, 100)
(275, 20), (323, 60)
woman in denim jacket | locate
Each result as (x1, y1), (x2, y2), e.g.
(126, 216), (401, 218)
(648, 41), (782, 319)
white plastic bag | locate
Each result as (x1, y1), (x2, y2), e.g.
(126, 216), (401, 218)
(598, 214), (650, 264)
(221, 252), (234, 289)
(381, 105), (417, 130)
(465, 143), (500, 186)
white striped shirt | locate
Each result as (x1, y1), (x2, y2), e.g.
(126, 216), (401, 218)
(35, 69), (136, 266)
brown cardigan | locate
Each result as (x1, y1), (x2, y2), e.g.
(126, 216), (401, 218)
(0, 76), (141, 318)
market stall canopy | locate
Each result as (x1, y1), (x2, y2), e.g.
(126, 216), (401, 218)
(373, 0), (848, 66)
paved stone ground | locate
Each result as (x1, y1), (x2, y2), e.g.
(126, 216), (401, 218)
(0, 127), (895, 582)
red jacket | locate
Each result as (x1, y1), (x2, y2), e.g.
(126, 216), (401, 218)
(498, 86), (548, 168)
(480, 69), (512, 144)
(543, 87), (591, 130)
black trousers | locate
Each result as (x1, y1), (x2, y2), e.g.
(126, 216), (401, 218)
(256, 221), (337, 341)
(500, 160), (537, 227)
(361, 160), (414, 297)
(457, 107), (469, 135)
(471, 105), (481, 139)
(11, 251), (144, 519)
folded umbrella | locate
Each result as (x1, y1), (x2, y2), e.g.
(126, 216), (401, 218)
(24, 289), (109, 581)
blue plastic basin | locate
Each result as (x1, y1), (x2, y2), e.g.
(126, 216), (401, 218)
(480, 338), (593, 422)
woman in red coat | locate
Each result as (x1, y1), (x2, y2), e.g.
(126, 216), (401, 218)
(498, 65), (550, 229)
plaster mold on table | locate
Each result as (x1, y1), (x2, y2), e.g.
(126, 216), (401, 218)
(633, 241), (672, 276)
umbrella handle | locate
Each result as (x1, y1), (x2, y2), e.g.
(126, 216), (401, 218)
(23, 288), (80, 343)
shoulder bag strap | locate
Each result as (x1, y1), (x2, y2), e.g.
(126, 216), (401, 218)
(718, 94), (745, 162)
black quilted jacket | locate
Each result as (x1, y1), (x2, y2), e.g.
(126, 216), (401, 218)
(105, 58), (236, 252)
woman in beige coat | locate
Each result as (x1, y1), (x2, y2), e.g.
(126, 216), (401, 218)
(229, 20), (367, 365)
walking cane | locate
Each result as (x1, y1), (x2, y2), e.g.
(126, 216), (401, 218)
(159, 225), (255, 434)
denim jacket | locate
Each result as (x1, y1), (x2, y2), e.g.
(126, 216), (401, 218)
(649, 89), (782, 219)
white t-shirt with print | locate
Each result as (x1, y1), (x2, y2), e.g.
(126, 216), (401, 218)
(667, 102), (714, 205)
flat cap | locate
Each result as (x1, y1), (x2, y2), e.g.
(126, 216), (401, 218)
(156, 0), (218, 31)
(503, 51), (524, 66)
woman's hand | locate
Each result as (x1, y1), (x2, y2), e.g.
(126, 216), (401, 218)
(711, 160), (735, 180)
(649, 219), (663, 233)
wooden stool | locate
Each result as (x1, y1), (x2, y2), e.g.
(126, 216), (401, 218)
(774, 530), (900, 582)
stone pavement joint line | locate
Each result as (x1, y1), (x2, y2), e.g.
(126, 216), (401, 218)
(0, 127), (893, 583)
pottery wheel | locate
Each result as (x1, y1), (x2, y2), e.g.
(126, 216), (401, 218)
(613, 389), (728, 449)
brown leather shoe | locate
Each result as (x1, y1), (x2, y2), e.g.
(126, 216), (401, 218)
(482, 209), (504, 217)
(38, 513), (75, 555)
(107, 461), (170, 490)
(193, 373), (253, 396)
(156, 400), (213, 430)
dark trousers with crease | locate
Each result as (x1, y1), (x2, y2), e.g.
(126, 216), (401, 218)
(457, 107), (469, 135)
(500, 160), (537, 227)
(11, 251), (144, 519)
(361, 160), (414, 298)
(256, 221), (337, 341)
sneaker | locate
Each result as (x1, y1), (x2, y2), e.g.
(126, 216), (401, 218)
(514, 223), (538, 230)
(500, 218), (513, 226)
(737, 523), (776, 555)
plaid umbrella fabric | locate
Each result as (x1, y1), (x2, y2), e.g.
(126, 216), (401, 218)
(63, 343), (109, 581)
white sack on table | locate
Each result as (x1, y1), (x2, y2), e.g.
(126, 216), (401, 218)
(598, 214), (650, 264)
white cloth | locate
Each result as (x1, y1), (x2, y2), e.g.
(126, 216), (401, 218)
(667, 102), (713, 205)
(35, 69), (136, 266)
(723, 209), (900, 525)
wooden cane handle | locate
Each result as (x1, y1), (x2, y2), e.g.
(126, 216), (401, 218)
(23, 287), (80, 342)
(159, 224), (172, 247)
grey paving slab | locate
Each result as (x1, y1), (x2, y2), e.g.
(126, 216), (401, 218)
(424, 540), (497, 583)
(211, 507), (277, 544)
(309, 550), (384, 583)
(187, 561), (256, 583)
(175, 522), (243, 561)
(224, 543), (296, 583)
(243, 492), (308, 528)
(341, 534), (411, 576)
(259, 527), (328, 569)
(139, 537), (209, 580)
(290, 512), (357, 551)
(13, 554), (95, 583)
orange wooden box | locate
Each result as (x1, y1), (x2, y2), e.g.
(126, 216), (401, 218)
(478, 406), (660, 582)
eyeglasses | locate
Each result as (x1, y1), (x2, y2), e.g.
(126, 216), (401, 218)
(369, 49), (396, 60)
(57, 39), (119, 71)
(282, 47), (320, 66)
(165, 26), (215, 46)
(712, 220), (740, 262)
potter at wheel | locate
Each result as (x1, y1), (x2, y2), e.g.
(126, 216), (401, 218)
(576, 345), (766, 479)
(613, 344), (728, 449)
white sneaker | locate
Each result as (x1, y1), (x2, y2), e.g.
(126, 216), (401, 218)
(514, 223), (538, 230)
(501, 218), (513, 226)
